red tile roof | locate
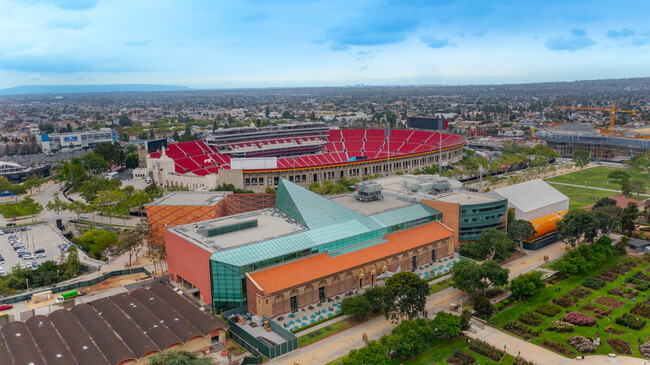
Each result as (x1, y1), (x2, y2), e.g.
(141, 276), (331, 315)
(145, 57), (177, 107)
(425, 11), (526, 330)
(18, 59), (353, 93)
(247, 221), (453, 295)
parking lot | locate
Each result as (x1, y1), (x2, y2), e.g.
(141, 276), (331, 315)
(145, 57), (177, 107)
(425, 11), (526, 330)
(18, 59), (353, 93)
(0, 224), (70, 274)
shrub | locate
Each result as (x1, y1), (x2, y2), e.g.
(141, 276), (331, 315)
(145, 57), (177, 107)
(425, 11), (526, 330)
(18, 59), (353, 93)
(603, 325), (626, 334)
(501, 299), (510, 305)
(639, 342), (650, 358)
(553, 295), (577, 308)
(547, 320), (574, 332)
(494, 302), (504, 311)
(518, 311), (543, 326)
(616, 313), (646, 330)
(625, 277), (650, 291)
(484, 288), (504, 299)
(567, 336), (596, 353)
(468, 339), (505, 362)
(535, 304), (562, 317)
(583, 277), (606, 290)
(473, 296), (493, 319)
(606, 338), (632, 355)
(562, 312), (596, 327)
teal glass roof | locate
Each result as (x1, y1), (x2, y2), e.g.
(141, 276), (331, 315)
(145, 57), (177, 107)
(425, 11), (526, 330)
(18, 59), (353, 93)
(210, 179), (441, 267)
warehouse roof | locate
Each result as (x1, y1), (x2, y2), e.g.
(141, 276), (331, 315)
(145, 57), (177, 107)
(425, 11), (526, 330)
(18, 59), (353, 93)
(0, 284), (227, 365)
(247, 221), (454, 295)
(434, 191), (503, 205)
(487, 179), (568, 213)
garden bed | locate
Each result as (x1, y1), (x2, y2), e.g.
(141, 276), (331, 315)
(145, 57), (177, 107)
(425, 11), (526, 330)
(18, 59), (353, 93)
(597, 271), (619, 282)
(562, 312), (596, 327)
(603, 325), (626, 334)
(630, 303), (650, 320)
(567, 336), (596, 354)
(567, 287), (592, 300)
(608, 286), (640, 300)
(553, 295), (577, 308)
(467, 339), (505, 362)
(535, 303), (562, 317)
(581, 302), (612, 319)
(540, 341), (576, 357)
(446, 350), (476, 365)
(615, 313), (646, 330)
(582, 277), (606, 290)
(606, 338), (633, 355)
(639, 342), (650, 358)
(504, 321), (540, 339)
(518, 311), (543, 326)
(594, 296), (626, 310)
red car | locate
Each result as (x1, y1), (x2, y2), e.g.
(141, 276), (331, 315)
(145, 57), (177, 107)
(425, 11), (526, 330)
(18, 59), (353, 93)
(0, 304), (12, 311)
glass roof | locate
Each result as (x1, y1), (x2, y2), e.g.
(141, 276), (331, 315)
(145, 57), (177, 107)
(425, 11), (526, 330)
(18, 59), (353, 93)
(210, 179), (440, 266)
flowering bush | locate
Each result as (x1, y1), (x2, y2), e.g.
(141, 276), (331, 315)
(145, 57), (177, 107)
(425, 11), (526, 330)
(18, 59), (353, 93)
(639, 341), (650, 358)
(553, 295), (577, 308)
(504, 321), (540, 338)
(513, 356), (537, 365)
(603, 325), (626, 334)
(562, 312), (596, 327)
(518, 311), (543, 326)
(568, 287), (591, 299)
(547, 320), (574, 332)
(567, 336), (596, 353)
(606, 338), (632, 355)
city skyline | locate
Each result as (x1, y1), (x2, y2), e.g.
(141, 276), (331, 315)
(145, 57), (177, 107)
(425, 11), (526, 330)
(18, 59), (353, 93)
(1, 0), (649, 89)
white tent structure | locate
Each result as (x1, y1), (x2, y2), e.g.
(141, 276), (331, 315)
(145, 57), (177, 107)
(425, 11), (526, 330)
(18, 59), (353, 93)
(487, 179), (569, 221)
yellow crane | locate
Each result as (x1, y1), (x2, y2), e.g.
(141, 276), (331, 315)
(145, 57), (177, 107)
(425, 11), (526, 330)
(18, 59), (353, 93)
(554, 102), (636, 134)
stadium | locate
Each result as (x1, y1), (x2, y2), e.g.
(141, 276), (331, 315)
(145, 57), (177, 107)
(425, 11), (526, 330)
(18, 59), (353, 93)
(146, 123), (466, 193)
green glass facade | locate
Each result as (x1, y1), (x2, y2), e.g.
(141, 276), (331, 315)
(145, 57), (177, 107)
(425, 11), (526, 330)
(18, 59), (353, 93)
(209, 179), (442, 312)
(458, 199), (508, 241)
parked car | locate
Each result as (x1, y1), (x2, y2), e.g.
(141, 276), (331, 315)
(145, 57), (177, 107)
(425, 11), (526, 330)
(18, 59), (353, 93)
(0, 304), (12, 311)
(35, 254), (46, 259)
(31, 261), (38, 268)
(34, 249), (45, 254)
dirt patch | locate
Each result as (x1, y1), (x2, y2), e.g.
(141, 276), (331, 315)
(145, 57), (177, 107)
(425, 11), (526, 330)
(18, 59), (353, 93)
(594, 296), (626, 310)
(85, 272), (150, 295)
(541, 341), (576, 357)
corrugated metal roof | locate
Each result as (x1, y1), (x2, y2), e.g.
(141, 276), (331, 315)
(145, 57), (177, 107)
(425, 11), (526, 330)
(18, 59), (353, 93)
(131, 289), (202, 343)
(25, 315), (77, 365)
(1, 321), (46, 365)
(48, 309), (110, 365)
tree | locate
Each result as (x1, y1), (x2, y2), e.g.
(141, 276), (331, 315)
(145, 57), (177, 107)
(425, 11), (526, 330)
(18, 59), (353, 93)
(95, 189), (127, 227)
(621, 202), (639, 234)
(342, 340), (390, 365)
(60, 162), (87, 190)
(94, 143), (125, 168)
(79, 177), (122, 202)
(118, 113), (133, 127)
(82, 152), (109, 176)
(341, 295), (372, 321)
(119, 230), (142, 267)
(594, 197), (617, 209)
(149, 350), (213, 365)
(620, 177), (632, 196)
(149, 128), (155, 139)
(61, 246), (82, 279)
(509, 272), (545, 300)
(631, 179), (646, 197)
(46, 199), (67, 217)
(506, 207), (515, 225)
(557, 209), (600, 246)
(466, 228), (514, 261)
(125, 154), (139, 169)
(507, 220), (536, 249)
(473, 296), (493, 318)
(593, 205), (622, 235)
(382, 272), (429, 322)
(363, 286), (384, 313)
(79, 230), (118, 259)
(572, 148), (589, 169)
(452, 260), (509, 294)
(172, 131), (180, 141)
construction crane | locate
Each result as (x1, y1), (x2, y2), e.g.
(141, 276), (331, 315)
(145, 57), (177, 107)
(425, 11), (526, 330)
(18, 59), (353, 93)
(554, 102), (636, 134)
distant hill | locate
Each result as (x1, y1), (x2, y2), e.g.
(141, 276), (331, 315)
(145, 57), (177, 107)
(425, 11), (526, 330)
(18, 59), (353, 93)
(0, 84), (192, 95)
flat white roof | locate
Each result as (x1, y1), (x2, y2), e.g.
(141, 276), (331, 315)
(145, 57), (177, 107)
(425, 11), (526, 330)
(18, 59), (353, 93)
(434, 191), (503, 205)
(488, 179), (569, 213)
(148, 191), (231, 206)
(329, 193), (417, 216)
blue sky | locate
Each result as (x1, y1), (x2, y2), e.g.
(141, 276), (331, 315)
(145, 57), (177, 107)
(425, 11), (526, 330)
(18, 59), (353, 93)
(0, 0), (649, 88)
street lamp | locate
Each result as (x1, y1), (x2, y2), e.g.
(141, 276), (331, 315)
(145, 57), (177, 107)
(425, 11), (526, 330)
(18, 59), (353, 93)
(26, 278), (29, 293)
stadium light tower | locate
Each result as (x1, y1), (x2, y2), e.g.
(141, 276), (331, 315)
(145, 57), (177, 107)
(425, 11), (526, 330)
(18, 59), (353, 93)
(385, 126), (391, 176)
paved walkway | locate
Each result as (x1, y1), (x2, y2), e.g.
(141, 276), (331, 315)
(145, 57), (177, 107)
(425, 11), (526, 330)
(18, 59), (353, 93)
(467, 325), (646, 365)
(547, 181), (650, 197)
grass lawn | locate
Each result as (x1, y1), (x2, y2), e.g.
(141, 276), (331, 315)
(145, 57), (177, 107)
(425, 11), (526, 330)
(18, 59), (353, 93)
(0, 199), (43, 218)
(429, 278), (452, 295)
(326, 336), (516, 365)
(545, 183), (616, 209)
(491, 254), (650, 359)
(546, 166), (649, 194)
(298, 317), (360, 347)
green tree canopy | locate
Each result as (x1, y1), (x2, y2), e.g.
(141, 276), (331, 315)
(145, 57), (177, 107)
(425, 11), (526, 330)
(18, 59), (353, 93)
(621, 202), (639, 234)
(341, 295), (372, 321)
(452, 260), (509, 294)
(507, 220), (536, 248)
(342, 340), (390, 365)
(149, 350), (212, 365)
(557, 209), (600, 246)
(572, 148), (589, 168)
(81, 152), (109, 176)
(382, 272), (429, 322)
(509, 271), (545, 300)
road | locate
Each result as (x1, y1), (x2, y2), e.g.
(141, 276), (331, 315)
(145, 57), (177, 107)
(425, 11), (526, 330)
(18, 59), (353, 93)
(271, 242), (569, 365)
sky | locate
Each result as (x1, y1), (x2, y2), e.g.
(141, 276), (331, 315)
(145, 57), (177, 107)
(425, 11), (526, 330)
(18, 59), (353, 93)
(1, 0), (650, 89)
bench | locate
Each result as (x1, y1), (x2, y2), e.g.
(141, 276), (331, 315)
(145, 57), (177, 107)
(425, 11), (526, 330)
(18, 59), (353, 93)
(608, 353), (616, 358)
(575, 356), (583, 360)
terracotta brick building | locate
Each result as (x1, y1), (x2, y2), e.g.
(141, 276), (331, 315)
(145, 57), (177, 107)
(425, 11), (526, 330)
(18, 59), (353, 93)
(245, 221), (454, 318)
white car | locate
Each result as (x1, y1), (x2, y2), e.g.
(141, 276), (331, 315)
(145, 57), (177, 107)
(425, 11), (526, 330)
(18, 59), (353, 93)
(0, 267), (5, 274)
(80, 215), (88, 219)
